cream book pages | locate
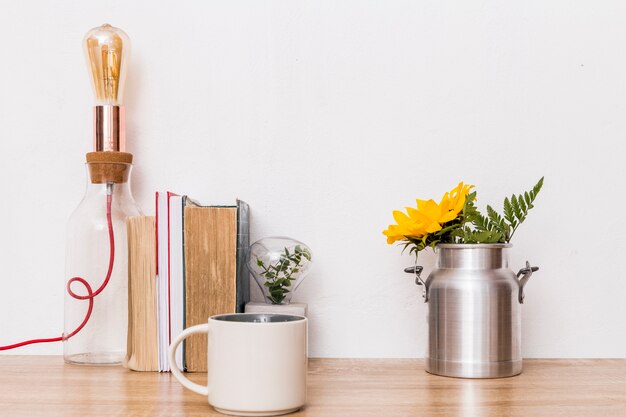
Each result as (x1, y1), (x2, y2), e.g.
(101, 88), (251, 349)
(125, 216), (158, 372)
(183, 206), (238, 372)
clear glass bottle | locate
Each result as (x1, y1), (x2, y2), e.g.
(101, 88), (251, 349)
(64, 155), (141, 365)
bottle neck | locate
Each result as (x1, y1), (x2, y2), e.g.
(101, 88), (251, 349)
(84, 162), (133, 199)
(436, 244), (510, 270)
(84, 180), (133, 199)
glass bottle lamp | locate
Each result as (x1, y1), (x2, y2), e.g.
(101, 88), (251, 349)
(63, 24), (141, 365)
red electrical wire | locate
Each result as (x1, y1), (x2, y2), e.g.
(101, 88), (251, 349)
(0, 194), (115, 351)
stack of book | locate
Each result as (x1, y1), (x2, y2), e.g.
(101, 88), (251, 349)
(125, 193), (249, 372)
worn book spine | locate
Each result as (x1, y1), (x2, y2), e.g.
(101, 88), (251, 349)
(125, 216), (158, 372)
(236, 200), (250, 313)
(184, 206), (238, 372)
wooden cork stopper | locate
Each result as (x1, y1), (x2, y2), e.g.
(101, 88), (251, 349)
(86, 152), (133, 184)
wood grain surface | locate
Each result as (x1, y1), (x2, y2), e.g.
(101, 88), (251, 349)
(0, 356), (624, 417)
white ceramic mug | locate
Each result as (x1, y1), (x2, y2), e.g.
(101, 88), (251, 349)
(169, 313), (308, 416)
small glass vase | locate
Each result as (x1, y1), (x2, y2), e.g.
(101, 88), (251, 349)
(248, 237), (313, 305)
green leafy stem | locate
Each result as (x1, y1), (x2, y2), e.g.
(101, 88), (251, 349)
(257, 245), (312, 304)
(403, 177), (544, 256)
(454, 176), (544, 244)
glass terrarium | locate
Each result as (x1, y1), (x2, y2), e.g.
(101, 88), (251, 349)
(248, 237), (313, 305)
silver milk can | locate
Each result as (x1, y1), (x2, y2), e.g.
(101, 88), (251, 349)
(405, 244), (538, 378)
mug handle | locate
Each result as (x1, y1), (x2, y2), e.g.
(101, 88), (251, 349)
(169, 323), (209, 396)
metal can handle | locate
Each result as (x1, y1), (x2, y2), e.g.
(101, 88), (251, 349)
(517, 261), (539, 304)
(404, 266), (428, 302)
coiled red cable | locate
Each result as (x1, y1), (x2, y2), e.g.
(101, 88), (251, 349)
(0, 194), (115, 350)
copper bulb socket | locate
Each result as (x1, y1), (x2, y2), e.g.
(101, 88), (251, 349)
(94, 105), (126, 152)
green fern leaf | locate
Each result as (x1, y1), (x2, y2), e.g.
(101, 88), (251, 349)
(503, 176), (544, 242)
(532, 176), (544, 197)
(473, 214), (490, 232)
(487, 205), (503, 226)
(503, 197), (515, 224)
(511, 194), (524, 222)
(462, 229), (504, 244)
(518, 194), (527, 214)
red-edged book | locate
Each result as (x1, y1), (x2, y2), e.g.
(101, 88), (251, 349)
(155, 191), (184, 372)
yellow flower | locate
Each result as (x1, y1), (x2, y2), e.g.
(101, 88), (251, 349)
(382, 182), (474, 244)
(382, 210), (427, 244)
(440, 182), (473, 216)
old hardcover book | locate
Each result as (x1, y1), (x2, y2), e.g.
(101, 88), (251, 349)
(235, 201), (250, 314)
(183, 201), (249, 372)
(125, 216), (158, 372)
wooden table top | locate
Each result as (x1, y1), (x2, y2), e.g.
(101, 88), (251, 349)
(0, 356), (625, 416)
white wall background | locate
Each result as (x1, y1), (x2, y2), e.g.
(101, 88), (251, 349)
(1, 0), (625, 358)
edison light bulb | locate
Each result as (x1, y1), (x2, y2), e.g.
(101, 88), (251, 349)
(84, 24), (129, 105)
(84, 24), (130, 152)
